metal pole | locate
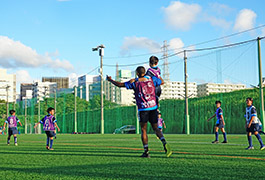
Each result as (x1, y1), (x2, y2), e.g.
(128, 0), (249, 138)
(257, 37), (265, 131)
(74, 86), (77, 133)
(54, 88), (57, 119)
(100, 49), (104, 134)
(80, 86), (83, 99)
(38, 99), (41, 134)
(6, 85), (10, 135)
(25, 98), (27, 134)
(184, 50), (190, 135)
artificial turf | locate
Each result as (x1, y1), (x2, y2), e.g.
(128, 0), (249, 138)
(1, 134), (265, 180)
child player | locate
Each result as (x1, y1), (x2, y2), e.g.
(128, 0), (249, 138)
(207, 101), (228, 143)
(107, 66), (172, 158)
(158, 112), (166, 132)
(245, 97), (265, 150)
(146, 56), (163, 105)
(3, 110), (22, 146)
(34, 107), (60, 150)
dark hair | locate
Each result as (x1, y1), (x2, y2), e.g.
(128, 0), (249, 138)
(9, 110), (15, 115)
(149, 56), (159, 65)
(215, 101), (221, 105)
(246, 97), (253, 101)
(136, 66), (146, 76)
(47, 107), (55, 113)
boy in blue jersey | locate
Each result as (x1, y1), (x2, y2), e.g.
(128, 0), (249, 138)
(245, 97), (265, 150)
(207, 101), (228, 143)
(34, 107), (60, 150)
(3, 110), (22, 146)
(107, 66), (172, 158)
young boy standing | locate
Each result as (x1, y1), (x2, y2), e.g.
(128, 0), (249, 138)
(107, 66), (172, 158)
(3, 110), (22, 146)
(158, 112), (166, 132)
(207, 101), (228, 143)
(245, 97), (265, 150)
(34, 107), (60, 150)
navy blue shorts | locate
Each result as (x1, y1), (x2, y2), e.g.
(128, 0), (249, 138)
(215, 123), (224, 129)
(139, 109), (158, 124)
(45, 131), (56, 138)
(8, 127), (18, 136)
(247, 123), (259, 133)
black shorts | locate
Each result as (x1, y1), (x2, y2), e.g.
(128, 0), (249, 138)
(45, 131), (56, 138)
(8, 127), (18, 136)
(138, 109), (158, 124)
(215, 123), (224, 129)
(247, 123), (259, 133)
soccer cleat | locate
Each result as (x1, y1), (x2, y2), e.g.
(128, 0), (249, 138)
(140, 152), (150, 158)
(212, 140), (219, 144)
(260, 146), (265, 151)
(14, 143), (18, 146)
(164, 144), (172, 157)
(46, 146), (50, 150)
(222, 140), (228, 143)
(49, 148), (54, 151)
(7, 143), (10, 146)
(245, 146), (254, 150)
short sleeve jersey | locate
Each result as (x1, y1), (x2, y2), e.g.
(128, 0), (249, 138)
(215, 107), (223, 124)
(6, 116), (20, 128)
(40, 114), (57, 131)
(246, 105), (258, 124)
(146, 67), (161, 79)
(158, 118), (164, 127)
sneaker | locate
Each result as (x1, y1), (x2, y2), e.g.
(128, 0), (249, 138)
(245, 146), (254, 150)
(212, 140), (219, 144)
(140, 152), (150, 158)
(7, 143), (10, 146)
(260, 146), (265, 151)
(222, 140), (228, 143)
(164, 144), (172, 157)
(14, 143), (18, 146)
(46, 146), (50, 150)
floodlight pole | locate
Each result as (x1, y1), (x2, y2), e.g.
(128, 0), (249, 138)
(25, 97), (27, 134)
(54, 87), (57, 119)
(6, 85), (10, 135)
(74, 86), (77, 133)
(257, 37), (265, 131)
(92, 44), (105, 134)
(184, 50), (190, 135)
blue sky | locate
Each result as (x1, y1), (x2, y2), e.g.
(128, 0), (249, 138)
(0, 0), (265, 89)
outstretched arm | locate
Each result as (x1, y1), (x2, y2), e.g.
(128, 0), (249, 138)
(106, 76), (125, 87)
(34, 122), (41, 129)
(207, 114), (216, 122)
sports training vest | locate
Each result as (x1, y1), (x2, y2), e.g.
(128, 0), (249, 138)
(246, 106), (259, 124)
(7, 116), (17, 128)
(43, 115), (55, 131)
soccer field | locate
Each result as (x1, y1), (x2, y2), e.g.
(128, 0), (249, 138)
(1, 134), (265, 180)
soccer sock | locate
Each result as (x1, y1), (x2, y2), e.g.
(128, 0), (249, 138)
(247, 135), (253, 147)
(50, 139), (53, 149)
(255, 134), (264, 147)
(46, 138), (49, 146)
(160, 137), (167, 146)
(143, 144), (148, 153)
(215, 132), (219, 141)
(14, 137), (17, 144)
(223, 132), (227, 141)
(7, 137), (10, 144)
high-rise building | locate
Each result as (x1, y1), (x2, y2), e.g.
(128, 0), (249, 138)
(160, 81), (197, 100)
(42, 77), (69, 90)
(20, 83), (33, 100)
(32, 81), (57, 101)
(197, 83), (246, 97)
(78, 75), (100, 101)
(0, 69), (16, 102)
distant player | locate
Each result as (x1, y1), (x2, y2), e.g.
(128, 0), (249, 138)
(245, 97), (265, 150)
(107, 66), (172, 158)
(34, 107), (60, 150)
(158, 112), (166, 132)
(207, 101), (228, 143)
(258, 119), (265, 135)
(146, 56), (163, 105)
(3, 110), (22, 146)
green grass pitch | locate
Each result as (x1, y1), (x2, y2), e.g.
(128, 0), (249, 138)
(1, 134), (265, 180)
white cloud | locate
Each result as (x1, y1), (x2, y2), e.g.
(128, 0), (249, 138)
(120, 36), (161, 55)
(0, 36), (74, 71)
(16, 70), (33, 84)
(209, 2), (233, 16)
(234, 9), (257, 32)
(169, 38), (184, 53)
(205, 16), (232, 30)
(162, 1), (201, 31)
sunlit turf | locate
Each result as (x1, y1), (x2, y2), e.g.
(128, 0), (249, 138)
(1, 134), (265, 180)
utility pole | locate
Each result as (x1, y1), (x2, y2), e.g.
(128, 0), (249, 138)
(184, 50), (190, 135)
(74, 86), (77, 133)
(80, 86), (83, 99)
(6, 85), (10, 135)
(257, 37), (265, 131)
(54, 87), (57, 118)
(92, 44), (105, 134)
(38, 98), (41, 134)
(24, 97), (27, 134)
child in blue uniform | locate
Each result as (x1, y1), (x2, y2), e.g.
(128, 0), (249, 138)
(245, 97), (265, 150)
(207, 101), (228, 143)
(3, 110), (22, 146)
(107, 66), (172, 158)
(34, 107), (60, 150)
